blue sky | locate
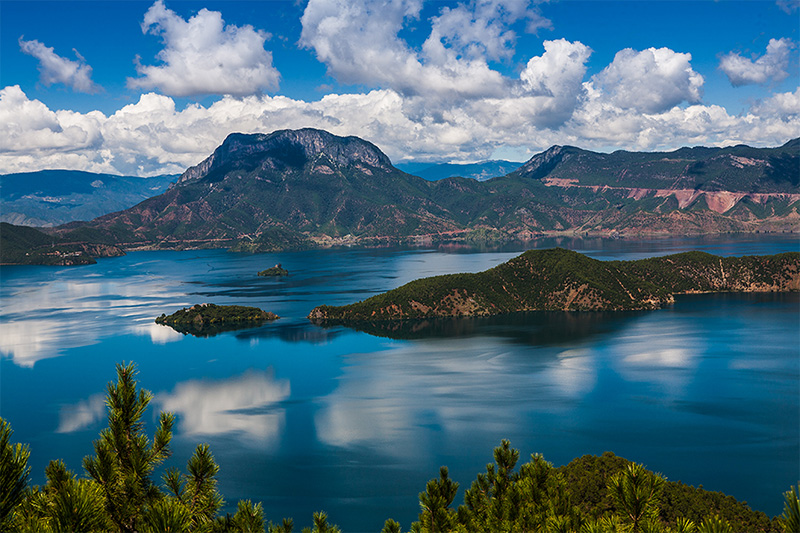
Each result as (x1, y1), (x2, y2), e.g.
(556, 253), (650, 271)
(1, 0), (798, 176)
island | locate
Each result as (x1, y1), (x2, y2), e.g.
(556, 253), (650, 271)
(258, 263), (289, 276)
(308, 248), (799, 321)
(156, 303), (279, 336)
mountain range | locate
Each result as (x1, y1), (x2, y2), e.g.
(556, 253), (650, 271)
(0, 170), (176, 227)
(4, 129), (798, 261)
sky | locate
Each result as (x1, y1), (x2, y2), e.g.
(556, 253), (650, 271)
(1, 0), (798, 177)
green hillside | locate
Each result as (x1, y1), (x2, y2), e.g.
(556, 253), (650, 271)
(0, 222), (117, 266)
(308, 248), (800, 320)
(513, 138), (800, 192)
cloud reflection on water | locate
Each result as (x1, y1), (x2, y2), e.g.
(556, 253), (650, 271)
(609, 319), (702, 399)
(314, 335), (601, 456)
(134, 322), (185, 344)
(57, 393), (106, 433)
(156, 369), (290, 446)
(312, 310), (715, 455)
(0, 275), (188, 366)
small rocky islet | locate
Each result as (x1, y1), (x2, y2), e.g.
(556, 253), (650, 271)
(258, 263), (289, 276)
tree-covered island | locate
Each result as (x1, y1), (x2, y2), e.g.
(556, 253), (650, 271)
(309, 248), (799, 321)
(156, 303), (279, 336)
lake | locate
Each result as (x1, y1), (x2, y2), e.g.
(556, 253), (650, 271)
(1, 234), (798, 531)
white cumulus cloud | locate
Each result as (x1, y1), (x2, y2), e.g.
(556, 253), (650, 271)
(300, 0), (543, 99)
(18, 38), (100, 93)
(751, 87), (800, 119)
(1, 83), (798, 177)
(776, 0), (799, 14)
(426, 0), (551, 63)
(128, 0), (280, 97)
(517, 38), (592, 127)
(592, 47), (704, 114)
(719, 38), (795, 86)
(57, 393), (106, 433)
(157, 370), (290, 445)
(0, 85), (104, 155)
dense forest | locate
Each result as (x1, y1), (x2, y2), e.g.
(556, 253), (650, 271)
(1, 364), (797, 533)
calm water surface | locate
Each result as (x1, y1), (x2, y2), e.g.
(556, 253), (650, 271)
(1, 235), (798, 531)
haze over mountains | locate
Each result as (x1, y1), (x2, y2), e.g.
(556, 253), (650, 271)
(3, 128), (798, 263)
(0, 170), (175, 226)
(396, 160), (524, 181)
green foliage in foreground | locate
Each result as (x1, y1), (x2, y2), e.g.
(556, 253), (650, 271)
(1, 364), (798, 532)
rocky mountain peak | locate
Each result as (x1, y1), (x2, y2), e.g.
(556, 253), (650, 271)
(514, 145), (574, 180)
(176, 128), (395, 185)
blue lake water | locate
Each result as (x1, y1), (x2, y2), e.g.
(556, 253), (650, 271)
(0, 234), (798, 531)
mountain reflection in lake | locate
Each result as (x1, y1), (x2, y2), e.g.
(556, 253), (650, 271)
(0, 235), (797, 532)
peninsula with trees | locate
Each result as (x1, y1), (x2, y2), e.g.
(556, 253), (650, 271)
(309, 248), (799, 321)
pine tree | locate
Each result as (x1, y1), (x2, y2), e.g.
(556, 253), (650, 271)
(780, 485), (799, 533)
(7, 459), (109, 532)
(696, 514), (733, 533)
(607, 462), (665, 533)
(229, 500), (266, 532)
(160, 443), (224, 531)
(415, 466), (459, 533)
(41, 460), (109, 532)
(0, 417), (30, 529)
(268, 517), (294, 533)
(381, 518), (402, 533)
(83, 362), (175, 533)
(309, 511), (341, 533)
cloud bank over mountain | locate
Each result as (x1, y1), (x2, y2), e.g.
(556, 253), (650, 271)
(3, 0), (798, 176)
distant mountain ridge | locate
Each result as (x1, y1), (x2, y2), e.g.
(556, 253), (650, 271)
(397, 160), (523, 181)
(0, 170), (175, 226)
(515, 139), (799, 192)
(45, 129), (799, 255)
